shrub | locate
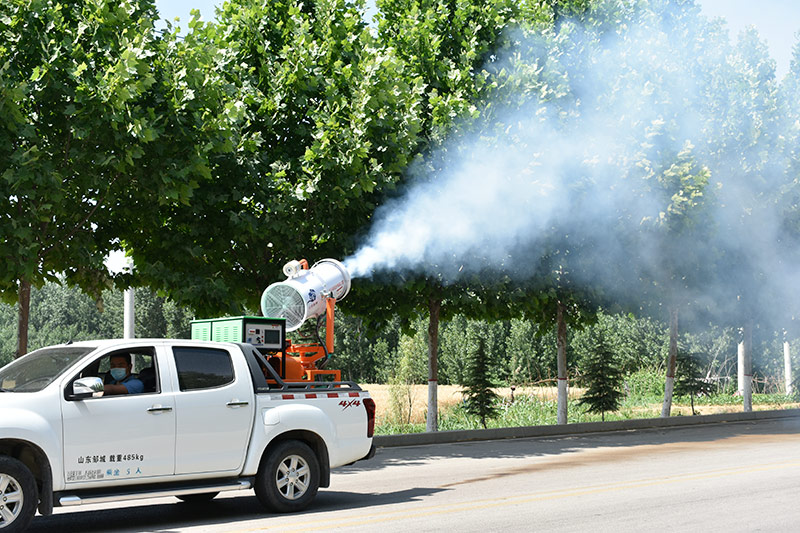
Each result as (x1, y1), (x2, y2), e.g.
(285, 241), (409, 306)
(624, 366), (665, 400)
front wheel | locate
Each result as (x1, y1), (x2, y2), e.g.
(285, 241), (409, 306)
(255, 440), (320, 513)
(0, 456), (37, 533)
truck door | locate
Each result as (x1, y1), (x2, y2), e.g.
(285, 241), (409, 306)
(61, 346), (176, 484)
(170, 345), (255, 474)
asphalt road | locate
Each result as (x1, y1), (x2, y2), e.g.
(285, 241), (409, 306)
(29, 416), (800, 532)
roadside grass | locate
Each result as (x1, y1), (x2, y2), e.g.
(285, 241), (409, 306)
(371, 383), (800, 435)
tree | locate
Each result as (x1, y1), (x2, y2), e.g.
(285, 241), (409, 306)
(776, 37), (800, 396)
(506, 318), (557, 385)
(439, 314), (473, 385)
(555, 1), (725, 418)
(0, 0), (241, 357)
(479, 0), (699, 425)
(330, 313), (400, 383)
(571, 311), (668, 375)
(361, 0), (562, 432)
(0, 0), (154, 356)
(779, 36), (800, 226)
(700, 27), (783, 412)
(119, 0), (423, 318)
(461, 323), (499, 429)
(533, 1), (725, 417)
(439, 315), (508, 385)
(538, 286), (599, 425)
(674, 350), (712, 415)
(636, 151), (715, 417)
(578, 330), (623, 421)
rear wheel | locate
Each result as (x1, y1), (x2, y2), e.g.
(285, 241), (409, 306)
(0, 456), (37, 533)
(176, 492), (219, 504)
(255, 440), (319, 513)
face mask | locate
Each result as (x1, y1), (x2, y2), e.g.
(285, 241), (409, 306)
(110, 368), (127, 382)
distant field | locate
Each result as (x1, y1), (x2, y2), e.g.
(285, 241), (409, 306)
(363, 384), (582, 426)
(362, 384), (800, 433)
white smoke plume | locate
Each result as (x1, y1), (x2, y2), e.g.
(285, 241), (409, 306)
(343, 5), (800, 325)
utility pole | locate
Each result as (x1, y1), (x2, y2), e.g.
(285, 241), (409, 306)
(737, 339), (745, 394)
(124, 289), (135, 339)
(742, 322), (752, 412)
(123, 258), (135, 339)
(784, 331), (793, 396)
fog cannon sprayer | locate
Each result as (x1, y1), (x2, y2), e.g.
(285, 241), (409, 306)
(260, 258), (351, 332)
(255, 258), (352, 382)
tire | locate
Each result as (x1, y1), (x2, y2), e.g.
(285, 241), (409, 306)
(176, 492), (219, 504)
(255, 440), (320, 513)
(0, 456), (37, 533)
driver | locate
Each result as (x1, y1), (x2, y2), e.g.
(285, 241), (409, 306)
(104, 354), (144, 395)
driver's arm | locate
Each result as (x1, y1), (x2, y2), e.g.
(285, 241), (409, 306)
(103, 383), (130, 395)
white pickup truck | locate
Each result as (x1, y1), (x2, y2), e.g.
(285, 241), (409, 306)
(0, 339), (376, 532)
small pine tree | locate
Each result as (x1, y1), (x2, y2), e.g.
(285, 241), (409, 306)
(462, 332), (499, 429)
(578, 333), (623, 421)
(675, 350), (712, 415)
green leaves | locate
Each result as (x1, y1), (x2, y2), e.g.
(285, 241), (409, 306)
(0, 0), (253, 353)
(461, 323), (500, 428)
(118, 0), (426, 313)
(3, 0), (793, 364)
(577, 330), (624, 420)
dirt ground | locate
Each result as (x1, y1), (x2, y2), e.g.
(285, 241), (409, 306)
(364, 384), (582, 425)
(362, 384), (800, 425)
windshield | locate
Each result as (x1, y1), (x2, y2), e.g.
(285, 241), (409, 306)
(0, 346), (95, 392)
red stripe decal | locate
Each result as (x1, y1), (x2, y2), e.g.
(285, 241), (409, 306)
(327, 393), (339, 398)
(349, 392), (360, 397)
(282, 394), (294, 400)
(306, 394), (317, 399)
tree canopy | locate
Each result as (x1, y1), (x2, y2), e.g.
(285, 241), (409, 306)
(0, 0), (244, 354)
(1, 0), (800, 425)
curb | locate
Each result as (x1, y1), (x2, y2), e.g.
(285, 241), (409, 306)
(374, 408), (800, 448)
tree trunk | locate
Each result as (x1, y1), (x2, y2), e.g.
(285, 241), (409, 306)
(556, 301), (568, 425)
(426, 297), (441, 433)
(784, 332), (793, 396)
(742, 321), (753, 412)
(661, 307), (678, 418)
(15, 279), (31, 359)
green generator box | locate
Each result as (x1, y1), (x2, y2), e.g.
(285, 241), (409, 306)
(191, 316), (286, 351)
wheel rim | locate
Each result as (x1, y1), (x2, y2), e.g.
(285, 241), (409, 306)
(0, 472), (24, 528)
(275, 454), (311, 501)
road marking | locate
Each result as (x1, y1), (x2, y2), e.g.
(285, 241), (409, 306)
(232, 459), (800, 531)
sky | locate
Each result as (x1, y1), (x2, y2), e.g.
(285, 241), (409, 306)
(155, 0), (800, 77)
(700, 0), (799, 78)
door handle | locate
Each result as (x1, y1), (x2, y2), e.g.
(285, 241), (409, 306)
(227, 400), (249, 408)
(147, 405), (173, 413)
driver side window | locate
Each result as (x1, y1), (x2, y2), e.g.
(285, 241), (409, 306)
(69, 348), (159, 397)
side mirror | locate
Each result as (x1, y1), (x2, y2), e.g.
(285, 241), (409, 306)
(71, 377), (104, 400)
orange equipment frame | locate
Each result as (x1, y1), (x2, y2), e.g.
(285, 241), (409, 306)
(282, 297), (341, 382)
